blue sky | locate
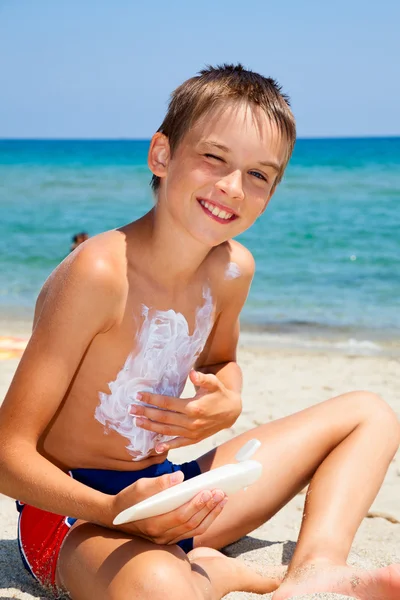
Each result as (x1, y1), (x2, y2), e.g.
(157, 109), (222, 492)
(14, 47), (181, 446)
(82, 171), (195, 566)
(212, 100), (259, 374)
(0, 0), (399, 138)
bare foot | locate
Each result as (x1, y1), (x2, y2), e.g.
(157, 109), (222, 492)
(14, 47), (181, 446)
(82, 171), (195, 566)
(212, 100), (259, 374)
(272, 561), (400, 600)
(188, 547), (286, 597)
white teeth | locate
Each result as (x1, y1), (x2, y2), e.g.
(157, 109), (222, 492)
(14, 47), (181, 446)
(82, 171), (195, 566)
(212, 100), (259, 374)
(199, 199), (234, 220)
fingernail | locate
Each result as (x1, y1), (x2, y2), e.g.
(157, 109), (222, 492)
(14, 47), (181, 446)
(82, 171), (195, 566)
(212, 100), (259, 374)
(201, 491), (212, 502)
(130, 406), (137, 414)
(136, 392), (143, 401)
(136, 418), (143, 426)
(170, 472), (182, 484)
(155, 444), (167, 454)
(220, 498), (228, 508)
(212, 491), (224, 503)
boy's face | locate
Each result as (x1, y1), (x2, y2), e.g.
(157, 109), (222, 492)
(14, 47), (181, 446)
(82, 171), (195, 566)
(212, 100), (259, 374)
(152, 102), (288, 247)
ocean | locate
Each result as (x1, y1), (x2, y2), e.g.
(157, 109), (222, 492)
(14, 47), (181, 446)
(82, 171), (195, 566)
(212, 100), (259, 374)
(0, 138), (399, 355)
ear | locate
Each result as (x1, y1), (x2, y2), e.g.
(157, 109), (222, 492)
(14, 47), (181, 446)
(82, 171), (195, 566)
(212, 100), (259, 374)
(148, 132), (170, 179)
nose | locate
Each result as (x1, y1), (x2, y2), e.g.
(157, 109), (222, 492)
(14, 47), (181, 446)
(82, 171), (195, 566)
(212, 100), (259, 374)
(215, 169), (245, 201)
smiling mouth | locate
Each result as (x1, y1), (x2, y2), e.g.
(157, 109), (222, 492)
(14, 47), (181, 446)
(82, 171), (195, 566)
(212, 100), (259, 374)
(197, 198), (238, 223)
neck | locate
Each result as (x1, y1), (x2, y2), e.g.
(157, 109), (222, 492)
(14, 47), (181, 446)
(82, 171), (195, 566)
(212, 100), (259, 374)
(133, 207), (212, 291)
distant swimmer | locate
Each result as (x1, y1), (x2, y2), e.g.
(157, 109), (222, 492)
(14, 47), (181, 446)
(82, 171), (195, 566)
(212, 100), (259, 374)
(70, 231), (89, 252)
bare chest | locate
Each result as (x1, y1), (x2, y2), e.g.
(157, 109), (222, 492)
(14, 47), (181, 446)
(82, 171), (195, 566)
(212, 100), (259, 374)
(89, 286), (215, 461)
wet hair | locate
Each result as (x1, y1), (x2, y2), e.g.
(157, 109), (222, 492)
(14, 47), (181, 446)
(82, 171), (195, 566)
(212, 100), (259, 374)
(151, 63), (296, 194)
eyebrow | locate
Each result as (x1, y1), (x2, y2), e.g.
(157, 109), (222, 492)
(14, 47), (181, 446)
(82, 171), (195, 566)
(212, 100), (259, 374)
(201, 140), (281, 172)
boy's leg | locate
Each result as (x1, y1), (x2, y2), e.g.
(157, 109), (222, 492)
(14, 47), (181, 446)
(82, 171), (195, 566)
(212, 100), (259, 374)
(56, 521), (285, 600)
(193, 391), (400, 598)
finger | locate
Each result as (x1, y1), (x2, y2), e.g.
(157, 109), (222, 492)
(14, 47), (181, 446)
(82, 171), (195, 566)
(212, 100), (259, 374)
(129, 404), (191, 428)
(168, 492), (228, 544)
(133, 470), (184, 502)
(131, 488), (215, 542)
(138, 392), (187, 413)
(154, 437), (194, 453)
(190, 370), (221, 391)
(135, 418), (192, 439)
(151, 489), (225, 544)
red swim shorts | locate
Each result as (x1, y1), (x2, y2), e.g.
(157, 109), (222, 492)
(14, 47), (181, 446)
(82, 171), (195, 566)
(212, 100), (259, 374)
(16, 459), (200, 591)
(16, 500), (76, 592)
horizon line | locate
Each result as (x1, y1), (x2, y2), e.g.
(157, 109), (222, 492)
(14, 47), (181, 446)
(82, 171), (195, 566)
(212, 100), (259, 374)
(0, 134), (399, 142)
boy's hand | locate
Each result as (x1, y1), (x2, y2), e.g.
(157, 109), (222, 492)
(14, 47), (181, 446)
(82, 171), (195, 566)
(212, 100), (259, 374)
(129, 370), (241, 452)
(110, 470), (227, 544)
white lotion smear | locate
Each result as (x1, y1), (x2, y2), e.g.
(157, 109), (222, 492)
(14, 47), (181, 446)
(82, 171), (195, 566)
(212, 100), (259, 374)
(234, 438), (261, 462)
(113, 438), (262, 524)
(224, 262), (241, 280)
(95, 288), (213, 461)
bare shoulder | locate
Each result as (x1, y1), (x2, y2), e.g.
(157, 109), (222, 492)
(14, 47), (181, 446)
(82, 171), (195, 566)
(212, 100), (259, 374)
(195, 241), (255, 367)
(208, 240), (255, 293)
(35, 230), (128, 330)
(0, 231), (131, 445)
(225, 239), (255, 279)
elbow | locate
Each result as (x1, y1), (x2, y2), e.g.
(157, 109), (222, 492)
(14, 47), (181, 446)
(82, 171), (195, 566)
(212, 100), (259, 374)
(229, 394), (242, 426)
(0, 437), (32, 489)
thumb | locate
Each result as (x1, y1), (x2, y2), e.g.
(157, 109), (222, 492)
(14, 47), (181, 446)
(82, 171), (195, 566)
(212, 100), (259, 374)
(135, 470), (184, 502)
(167, 470), (185, 487)
(190, 369), (219, 390)
(157, 470), (185, 492)
(159, 470), (185, 491)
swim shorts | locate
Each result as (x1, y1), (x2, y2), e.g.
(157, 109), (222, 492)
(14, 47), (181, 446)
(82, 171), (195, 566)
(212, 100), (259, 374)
(16, 458), (201, 592)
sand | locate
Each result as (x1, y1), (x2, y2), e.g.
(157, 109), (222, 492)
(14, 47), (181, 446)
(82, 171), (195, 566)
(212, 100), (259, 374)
(0, 340), (399, 599)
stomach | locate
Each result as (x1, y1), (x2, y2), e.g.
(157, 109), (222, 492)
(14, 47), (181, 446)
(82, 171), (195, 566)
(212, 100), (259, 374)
(39, 412), (169, 472)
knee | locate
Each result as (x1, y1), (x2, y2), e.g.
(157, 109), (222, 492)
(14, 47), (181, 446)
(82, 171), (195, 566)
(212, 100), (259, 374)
(356, 391), (400, 444)
(131, 552), (197, 600)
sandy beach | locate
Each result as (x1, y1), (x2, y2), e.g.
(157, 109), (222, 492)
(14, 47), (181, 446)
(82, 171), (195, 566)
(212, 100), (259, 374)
(0, 338), (399, 599)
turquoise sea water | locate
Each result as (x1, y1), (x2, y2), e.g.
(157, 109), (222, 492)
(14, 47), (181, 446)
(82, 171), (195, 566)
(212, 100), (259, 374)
(0, 138), (399, 354)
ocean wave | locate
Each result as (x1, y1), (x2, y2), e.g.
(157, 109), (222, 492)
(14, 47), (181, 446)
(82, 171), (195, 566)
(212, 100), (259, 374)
(239, 330), (392, 356)
(332, 338), (382, 352)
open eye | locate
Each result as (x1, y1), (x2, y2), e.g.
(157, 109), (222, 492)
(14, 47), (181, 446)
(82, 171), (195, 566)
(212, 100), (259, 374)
(249, 170), (268, 182)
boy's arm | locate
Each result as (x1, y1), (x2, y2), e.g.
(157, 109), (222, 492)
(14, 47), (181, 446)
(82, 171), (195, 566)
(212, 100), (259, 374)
(193, 246), (256, 410)
(0, 242), (237, 543)
(192, 307), (244, 425)
(0, 247), (123, 525)
(133, 245), (255, 450)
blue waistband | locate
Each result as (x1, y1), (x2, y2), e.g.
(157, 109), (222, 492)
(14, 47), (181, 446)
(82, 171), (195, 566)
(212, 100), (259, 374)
(16, 458), (201, 555)
(70, 458), (201, 495)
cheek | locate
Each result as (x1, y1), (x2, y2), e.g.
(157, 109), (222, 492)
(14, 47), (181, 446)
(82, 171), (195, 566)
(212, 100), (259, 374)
(168, 160), (205, 192)
(190, 166), (211, 186)
(244, 187), (270, 216)
(260, 193), (273, 214)
(188, 160), (219, 185)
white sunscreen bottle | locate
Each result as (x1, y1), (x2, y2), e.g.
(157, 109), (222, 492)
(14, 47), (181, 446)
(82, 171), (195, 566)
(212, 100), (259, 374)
(113, 438), (262, 525)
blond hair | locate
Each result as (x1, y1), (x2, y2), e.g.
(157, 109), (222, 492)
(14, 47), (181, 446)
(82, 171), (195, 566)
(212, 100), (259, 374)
(151, 63), (296, 193)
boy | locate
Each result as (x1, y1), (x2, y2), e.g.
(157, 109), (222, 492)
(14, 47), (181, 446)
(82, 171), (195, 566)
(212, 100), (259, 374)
(0, 64), (399, 600)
